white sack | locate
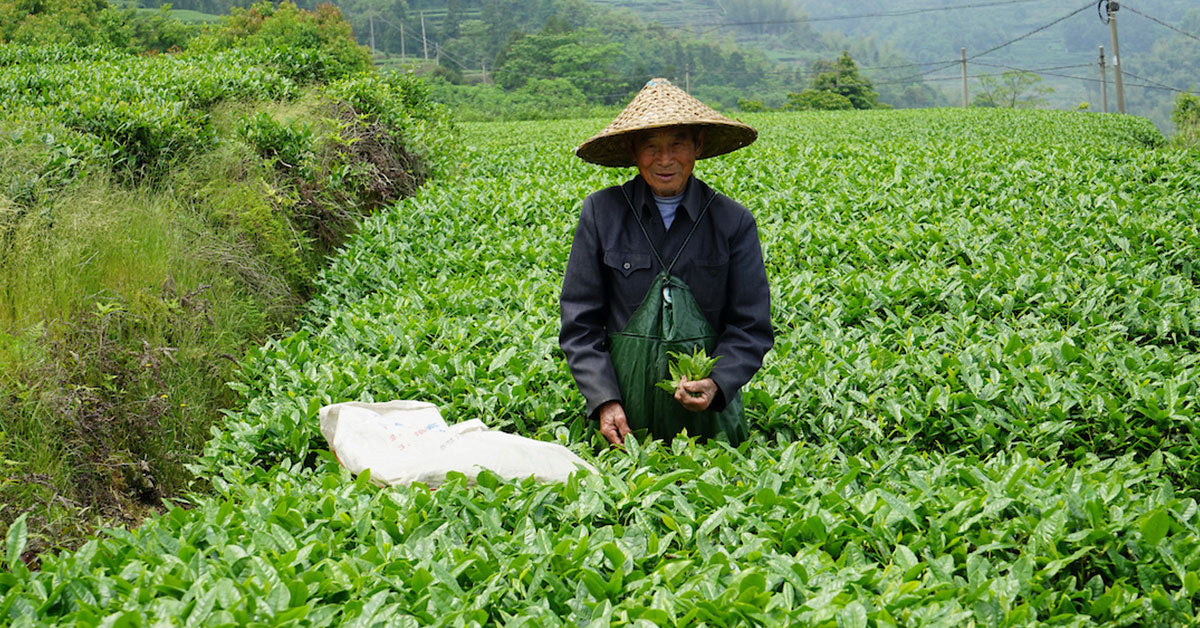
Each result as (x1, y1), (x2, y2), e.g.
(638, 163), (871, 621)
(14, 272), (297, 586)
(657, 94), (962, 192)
(319, 400), (596, 488)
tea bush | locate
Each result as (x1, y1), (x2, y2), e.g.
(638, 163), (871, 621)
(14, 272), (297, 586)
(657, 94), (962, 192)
(6, 108), (1200, 625)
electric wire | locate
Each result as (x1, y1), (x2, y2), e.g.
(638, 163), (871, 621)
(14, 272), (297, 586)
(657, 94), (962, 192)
(379, 1), (1089, 77)
(966, 1), (1093, 61)
(1119, 70), (1187, 93)
(373, 2), (1188, 105)
(858, 3), (1093, 72)
(697, 0), (1049, 33)
(973, 61), (1095, 72)
(1123, 6), (1200, 44)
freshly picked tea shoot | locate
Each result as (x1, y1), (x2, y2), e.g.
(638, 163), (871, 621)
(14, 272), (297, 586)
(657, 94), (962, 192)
(656, 347), (721, 395)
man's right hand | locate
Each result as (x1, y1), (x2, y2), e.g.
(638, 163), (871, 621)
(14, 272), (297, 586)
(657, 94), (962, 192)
(598, 401), (632, 446)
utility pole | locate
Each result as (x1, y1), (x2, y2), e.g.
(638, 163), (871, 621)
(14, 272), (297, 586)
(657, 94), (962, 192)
(1107, 2), (1125, 113)
(961, 47), (969, 107)
(1099, 46), (1108, 113)
(685, 64), (690, 92)
(400, 21), (405, 62)
(421, 12), (428, 60)
(481, 58), (488, 84)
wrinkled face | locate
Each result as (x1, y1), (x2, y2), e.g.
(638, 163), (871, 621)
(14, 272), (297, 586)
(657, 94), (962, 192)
(631, 126), (702, 197)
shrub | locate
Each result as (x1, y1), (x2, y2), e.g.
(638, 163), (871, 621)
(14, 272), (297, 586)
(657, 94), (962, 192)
(784, 88), (853, 111)
(191, 1), (370, 81)
(738, 98), (767, 112)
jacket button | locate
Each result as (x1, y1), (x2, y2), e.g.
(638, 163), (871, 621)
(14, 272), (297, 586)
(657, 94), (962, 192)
(623, 262), (631, 270)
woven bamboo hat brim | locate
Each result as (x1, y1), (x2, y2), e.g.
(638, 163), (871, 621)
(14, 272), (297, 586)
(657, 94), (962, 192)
(575, 78), (757, 167)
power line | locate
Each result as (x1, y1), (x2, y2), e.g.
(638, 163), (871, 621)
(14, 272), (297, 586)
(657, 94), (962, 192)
(698, 0), (1048, 33)
(974, 61), (1094, 72)
(967, 1), (1093, 61)
(390, 0), (1083, 73)
(857, 2), (1092, 72)
(1120, 70), (1187, 93)
(874, 61), (1186, 95)
(377, 2), (1190, 106)
(1123, 6), (1200, 45)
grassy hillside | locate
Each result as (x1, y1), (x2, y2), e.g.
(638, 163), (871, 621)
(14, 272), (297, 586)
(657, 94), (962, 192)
(5, 108), (1200, 624)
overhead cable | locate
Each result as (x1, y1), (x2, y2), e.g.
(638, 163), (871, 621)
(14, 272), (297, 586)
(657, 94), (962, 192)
(699, 0), (1047, 32)
(1123, 6), (1200, 44)
(967, 2), (1093, 60)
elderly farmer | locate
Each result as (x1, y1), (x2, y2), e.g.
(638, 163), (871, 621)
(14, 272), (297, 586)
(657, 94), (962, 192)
(560, 78), (773, 447)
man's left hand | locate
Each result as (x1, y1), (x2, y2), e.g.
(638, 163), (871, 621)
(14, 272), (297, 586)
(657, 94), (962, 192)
(675, 377), (717, 412)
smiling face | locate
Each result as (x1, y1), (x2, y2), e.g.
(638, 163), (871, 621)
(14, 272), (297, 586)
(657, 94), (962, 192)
(631, 126), (703, 197)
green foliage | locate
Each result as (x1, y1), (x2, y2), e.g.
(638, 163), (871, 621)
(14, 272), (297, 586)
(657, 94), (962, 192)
(737, 98), (766, 113)
(807, 51), (881, 110)
(238, 111), (315, 176)
(0, 38), (448, 557)
(493, 27), (631, 105)
(0, 0), (197, 53)
(100, 5), (198, 53)
(190, 0), (371, 80)
(975, 70), (1055, 109)
(784, 89), (853, 111)
(429, 77), (611, 122)
(322, 70), (438, 131)
(1172, 90), (1200, 148)
(7, 107), (1200, 624)
(656, 348), (720, 394)
(0, 0), (110, 46)
(0, 44), (302, 178)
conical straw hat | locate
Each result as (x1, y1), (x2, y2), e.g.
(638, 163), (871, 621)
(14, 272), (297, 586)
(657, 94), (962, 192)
(575, 78), (757, 167)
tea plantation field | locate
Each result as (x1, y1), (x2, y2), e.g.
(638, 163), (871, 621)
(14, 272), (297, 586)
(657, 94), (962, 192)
(5, 109), (1200, 625)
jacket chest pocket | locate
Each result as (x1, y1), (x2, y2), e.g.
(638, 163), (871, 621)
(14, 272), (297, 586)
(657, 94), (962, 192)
(603, 250), (652, 278)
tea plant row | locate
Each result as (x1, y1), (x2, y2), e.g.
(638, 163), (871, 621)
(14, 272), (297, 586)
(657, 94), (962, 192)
(5, 109), (1200, 625)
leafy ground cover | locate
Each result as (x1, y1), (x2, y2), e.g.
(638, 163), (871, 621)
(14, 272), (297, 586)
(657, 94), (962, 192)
(5, 109), (1200, 625)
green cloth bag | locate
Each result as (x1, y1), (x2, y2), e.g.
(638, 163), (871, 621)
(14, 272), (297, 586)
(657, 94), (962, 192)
(606, 186), (747, 445)
(609, 271), (747, 445)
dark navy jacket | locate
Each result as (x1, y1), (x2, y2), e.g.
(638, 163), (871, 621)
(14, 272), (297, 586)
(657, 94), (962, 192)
(559, 174), (773, 419)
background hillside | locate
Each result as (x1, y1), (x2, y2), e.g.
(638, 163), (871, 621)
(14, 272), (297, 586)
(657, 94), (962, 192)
(142, 0), (1198, 128)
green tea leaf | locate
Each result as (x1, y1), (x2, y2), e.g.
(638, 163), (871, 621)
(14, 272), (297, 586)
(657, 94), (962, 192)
(5, 513), (27, 571)
(1141, 509), (1170, 547)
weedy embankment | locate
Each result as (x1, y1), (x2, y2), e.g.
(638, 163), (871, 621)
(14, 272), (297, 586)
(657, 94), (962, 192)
(0, 43), (451, 557)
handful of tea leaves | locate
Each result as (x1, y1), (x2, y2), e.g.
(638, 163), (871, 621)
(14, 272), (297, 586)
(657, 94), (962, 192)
(656, 347), (720, 395)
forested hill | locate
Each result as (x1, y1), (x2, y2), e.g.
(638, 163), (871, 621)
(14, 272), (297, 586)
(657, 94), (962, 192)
(793, 0), (1198, 127)
(593, 0), (1197, 128)
(148, 0), (1197, 127)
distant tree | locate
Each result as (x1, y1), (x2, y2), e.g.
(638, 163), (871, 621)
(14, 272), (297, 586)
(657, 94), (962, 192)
(808, 51), (880, 110)
(1172, 90), (1200, 147)
(783, 89), (853, 111)
(493, 27), (629, 103)
(442, 18), (490, 80)
(440, 0), (462, 40)
(737, 98), (767, 112)
(974, 70), (1054, 109)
